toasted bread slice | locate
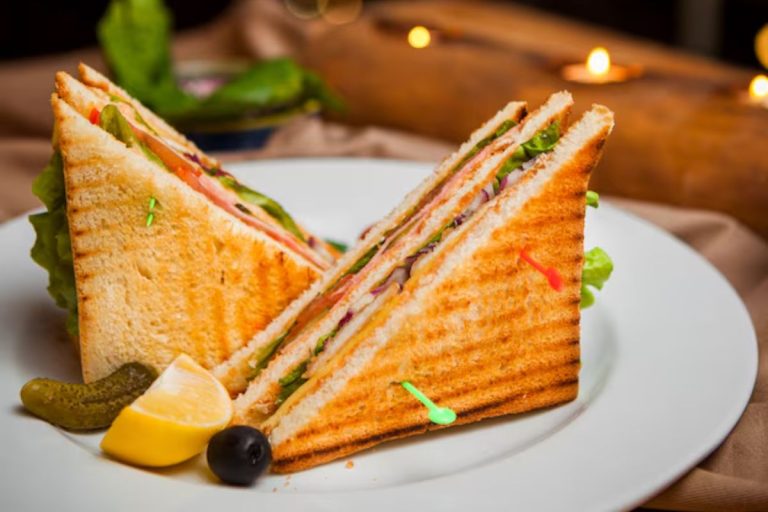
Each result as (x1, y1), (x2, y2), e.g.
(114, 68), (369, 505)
(223, 93), (573, 416)
(77, 63), (206, 161)
(56, 70), (338, 263)
(214, 100), (532, 394)
(259, 105), (614, 473)
(52, 96), (320, 382)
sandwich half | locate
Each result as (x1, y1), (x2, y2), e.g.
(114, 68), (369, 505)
(32, 64), (338, 382)
(220, 94), (614, 472)
(214, 97), (533, 396)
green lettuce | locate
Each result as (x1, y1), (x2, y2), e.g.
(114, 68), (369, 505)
(324, 239), (348, 253)
(99, 104), (168, 169)
(586, 190), (599, 208)
(581, 247), (614, 308)
(246, 331), (289, 382)
(313, 327), (339, 357)
(497, 121), (560, 181)
(343, 244), (379, 277)
(277, 361), (309, 404)
(215, 175), (304, 242)
(98, 0), (196, 115)
(97, 0), (341, 122)
(275, 328), (336, 403)
(29, 152), (78, 336)
(453, 119), (517, 172)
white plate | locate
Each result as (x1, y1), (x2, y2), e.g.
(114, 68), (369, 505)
(0, 158), (756, 511)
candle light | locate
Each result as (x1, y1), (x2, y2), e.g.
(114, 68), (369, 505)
(561, 47), (642, 84)
(735, 74), (768, 108)
(408, 25), (432, 49)
(748, 74), (768, 107)
(587, 47), (611, 76)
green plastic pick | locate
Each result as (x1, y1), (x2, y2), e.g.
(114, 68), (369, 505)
(401, 381), (456, 425)
(146, 196), (157, 227)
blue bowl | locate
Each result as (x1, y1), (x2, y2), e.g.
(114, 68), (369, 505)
(175, 60), (320, 152)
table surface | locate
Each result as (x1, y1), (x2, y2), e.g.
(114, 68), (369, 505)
(303, 0), (768, 239)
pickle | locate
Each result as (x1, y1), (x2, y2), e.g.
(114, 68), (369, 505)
(20, 362), (157, 431)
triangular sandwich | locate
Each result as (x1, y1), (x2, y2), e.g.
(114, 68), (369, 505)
(33, 65), (338, 382)
(214, 97), (536, 396)
(261, 104), (614, 472)
(216, 92), (613, 472)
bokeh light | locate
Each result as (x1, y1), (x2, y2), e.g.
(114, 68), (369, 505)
(408, 26), (431, 49)
(749, 74), (768, 100)
(586, 47), (611, 76)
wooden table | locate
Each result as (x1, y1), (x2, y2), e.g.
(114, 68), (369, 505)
(302, 0), (768, 238)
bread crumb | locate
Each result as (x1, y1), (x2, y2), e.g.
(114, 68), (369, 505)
(345, 460), (355, 469)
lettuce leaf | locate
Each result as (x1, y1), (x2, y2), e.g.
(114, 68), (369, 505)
(324, 239), (348, 253)
(277, 360), (309, 404)
(586, 190), (599, 208)
(175, 58), (305, 121)
(98, 0), (195, 114)
(581, 246), (614, 308)
(97, 0), (342, 122)
(497, 121), (560, 181)
(215, 174), (305, 242)
(99, 104), (169, 170)
(452, 119), (517, 173)
(246, 331), (289, 382)
(343, 244), (379, 277)
(29, 152), (78, 336)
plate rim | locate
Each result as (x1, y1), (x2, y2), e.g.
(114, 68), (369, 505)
(0, 156), (758, 511)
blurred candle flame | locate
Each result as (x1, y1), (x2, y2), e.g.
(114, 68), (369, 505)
(586, 47), (611, 77)
(749, 74), (768, 101)
(408, 26), (431, 49)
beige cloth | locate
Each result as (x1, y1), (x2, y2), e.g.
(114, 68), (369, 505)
(0, 1), (766, 509)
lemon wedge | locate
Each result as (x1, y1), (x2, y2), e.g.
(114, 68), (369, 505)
(101, 354), (232, 467)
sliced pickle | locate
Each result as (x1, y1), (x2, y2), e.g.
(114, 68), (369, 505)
(20, 362), (157, 431)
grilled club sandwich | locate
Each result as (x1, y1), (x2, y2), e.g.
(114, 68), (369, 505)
(32, 64), (339, 383)
(214, 92), (615, 472)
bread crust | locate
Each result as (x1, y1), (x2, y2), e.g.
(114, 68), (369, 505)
(225, 94), (571, 410)
(215, 100), (531, 394)
(77, 63), (206, 160)
(261, 105), (614, 473)
(52, 96), (320, 382)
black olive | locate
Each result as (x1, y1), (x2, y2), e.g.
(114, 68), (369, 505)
(207, 426), (272, 486)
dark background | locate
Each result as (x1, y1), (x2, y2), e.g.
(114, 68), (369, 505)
(1, 0), (766, 69)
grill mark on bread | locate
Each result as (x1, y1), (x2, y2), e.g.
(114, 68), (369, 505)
(262, 105), (612, 472)
(460, 377), (578, 417)
(386, 306), (577, 355)
(354, 330), (580, 386)
(315, 358), (579, 426)
(277, 250), (292, 314)
(211, 275), (228, 360)
(235, 102), (563, 406)
(68, 194), (142, 213)
(271, 379), (578, 471)
(66, 177), (128, 194)
(54, 86), (324, 383)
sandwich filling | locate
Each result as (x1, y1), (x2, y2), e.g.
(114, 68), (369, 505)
(242, 117), (522, 381)
(31, 95), (335, 337)
(247, 121), (562, 402)
(97, 102), (333, 269)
